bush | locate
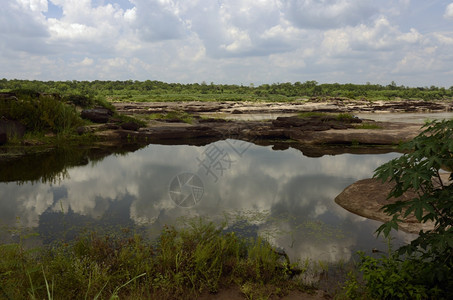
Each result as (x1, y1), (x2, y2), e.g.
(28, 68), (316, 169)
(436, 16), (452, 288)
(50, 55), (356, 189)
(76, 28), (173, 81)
(360, 119), (453, 298)
(358, 252), (434, 299)
(1, 94), (84, 133)
(64, 94), (94, 108)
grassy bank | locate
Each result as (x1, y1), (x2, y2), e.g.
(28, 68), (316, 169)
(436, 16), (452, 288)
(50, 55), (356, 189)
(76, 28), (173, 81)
(0, 219), (316, 300)
(0, 90), (145, 147)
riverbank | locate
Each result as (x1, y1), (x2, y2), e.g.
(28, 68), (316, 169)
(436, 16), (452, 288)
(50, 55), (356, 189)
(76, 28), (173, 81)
(82, 98), (452, 152)
(2, 98), (437, 162)
(2, 97), (453, 298)
(0, 218), (330, 300)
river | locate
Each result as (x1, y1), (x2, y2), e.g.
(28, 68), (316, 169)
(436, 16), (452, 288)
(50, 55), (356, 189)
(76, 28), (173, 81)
(0, 139), (416, 264)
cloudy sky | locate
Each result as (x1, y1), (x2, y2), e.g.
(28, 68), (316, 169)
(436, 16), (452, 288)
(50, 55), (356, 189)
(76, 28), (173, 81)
(1, 0), (453, 86)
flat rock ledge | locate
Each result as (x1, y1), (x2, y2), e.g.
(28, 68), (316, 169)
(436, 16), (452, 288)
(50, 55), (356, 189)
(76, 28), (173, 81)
(93, 120), (422, 149)
(335, 178), (442, 233)
(107, 101), (429, 147)
(113, 99), (453, 114)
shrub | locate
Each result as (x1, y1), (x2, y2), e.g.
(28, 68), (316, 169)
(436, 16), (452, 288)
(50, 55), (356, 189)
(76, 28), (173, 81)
(1, 94), (84, 133)
(64, 94), (94, 108)
(358, 252), (432, 299)
(364, 119), (453, 298)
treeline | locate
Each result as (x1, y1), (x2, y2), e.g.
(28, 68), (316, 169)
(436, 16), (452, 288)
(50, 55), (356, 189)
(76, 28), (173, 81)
(1, 78), (453, 101)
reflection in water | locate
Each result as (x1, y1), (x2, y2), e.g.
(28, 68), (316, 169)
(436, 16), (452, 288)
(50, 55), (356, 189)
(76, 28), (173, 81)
(0, 140), (415, 263)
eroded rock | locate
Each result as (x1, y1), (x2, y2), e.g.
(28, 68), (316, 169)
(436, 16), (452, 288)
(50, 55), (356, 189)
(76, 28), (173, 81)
(0, 119), (26, 140)
(120, 122), (141, 131)
(335, 178), (437, 233)
(0, 133), (6, 145)
(81, 108), (114, 123)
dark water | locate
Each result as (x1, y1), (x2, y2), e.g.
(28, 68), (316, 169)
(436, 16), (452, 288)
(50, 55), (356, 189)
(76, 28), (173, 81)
(0, 140), (415, 263)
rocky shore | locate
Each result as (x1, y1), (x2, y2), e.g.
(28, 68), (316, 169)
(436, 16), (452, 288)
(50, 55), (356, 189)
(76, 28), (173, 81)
(2, 98), (452, 231)
(84, 98), (452, 149)
(112, 98), (453, 114)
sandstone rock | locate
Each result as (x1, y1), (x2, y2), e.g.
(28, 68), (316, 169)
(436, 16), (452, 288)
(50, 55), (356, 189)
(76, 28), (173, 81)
(0, 119), (26, 139)
(113, 99), (453, 117)
(76, 126), (91, 135)
(106, 124), (120, 130)
(335, 178), (435, 233)
(291, 123), (421, 145)
(81, 108), (114, 123)
(272, 115), (360, 131)
(120, 122), (141, 131)
(0, 133), (6, 145)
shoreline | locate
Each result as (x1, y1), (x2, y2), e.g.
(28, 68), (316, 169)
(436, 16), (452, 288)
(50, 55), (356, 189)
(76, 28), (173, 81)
(2, 99), (452, 233)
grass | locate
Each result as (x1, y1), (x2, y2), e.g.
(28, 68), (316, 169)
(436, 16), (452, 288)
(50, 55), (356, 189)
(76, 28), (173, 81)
(354, 123), (383, 129)
(0, 91), (144, 147)
(297, 112), (328, 118)
(142, 110), (194, 124)
(0, 94), (84, 134)
(0, 93), (91, 148)
(0, 218), (315, 299)
(297, 112), (357, 121)
(335, 113), (355, 121)
(113, 114), (147, 128)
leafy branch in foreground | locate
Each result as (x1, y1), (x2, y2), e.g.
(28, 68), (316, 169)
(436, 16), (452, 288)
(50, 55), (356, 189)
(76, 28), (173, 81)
(371, 119), (453, 296)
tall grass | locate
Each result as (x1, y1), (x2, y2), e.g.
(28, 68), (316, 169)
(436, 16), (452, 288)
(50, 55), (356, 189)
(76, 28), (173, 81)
(1, 95), (84, 134)
(0, 219), (313, 299)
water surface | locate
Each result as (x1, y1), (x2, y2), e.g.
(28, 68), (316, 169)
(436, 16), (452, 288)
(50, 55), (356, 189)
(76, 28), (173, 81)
(0, 140), (415, 263)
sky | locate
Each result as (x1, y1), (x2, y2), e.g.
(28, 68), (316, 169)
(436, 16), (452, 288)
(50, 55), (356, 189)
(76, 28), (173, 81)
(1, 0), (453, 87)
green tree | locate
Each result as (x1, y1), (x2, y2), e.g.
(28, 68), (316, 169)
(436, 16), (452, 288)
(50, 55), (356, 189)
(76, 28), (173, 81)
(373, 120), (453, 295)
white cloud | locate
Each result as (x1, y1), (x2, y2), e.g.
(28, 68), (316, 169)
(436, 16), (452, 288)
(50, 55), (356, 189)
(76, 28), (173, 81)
(221, 27), (252, 52)
(0, 1), (48, 38)
(16, 0), (48, 12)
(397, 28), (422, 43)
(132, 0), (186, 41)
(434, 32), (453, 45)
(445, 3), (453, 19)
(79, 57), (94, 66)
(283, 0), (376, 29)
(0, 0), (453, 86)
(48, 20), (97, 40)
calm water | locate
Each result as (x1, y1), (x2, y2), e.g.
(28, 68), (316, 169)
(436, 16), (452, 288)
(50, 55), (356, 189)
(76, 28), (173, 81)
(0, 140), (415, 263)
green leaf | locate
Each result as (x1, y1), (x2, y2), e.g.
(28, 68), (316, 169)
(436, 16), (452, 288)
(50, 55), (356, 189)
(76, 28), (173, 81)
(372, 119), (453, 270)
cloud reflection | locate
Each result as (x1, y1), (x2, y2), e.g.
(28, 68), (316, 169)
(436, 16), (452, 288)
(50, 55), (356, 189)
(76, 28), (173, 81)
(0, 140), (405, 262)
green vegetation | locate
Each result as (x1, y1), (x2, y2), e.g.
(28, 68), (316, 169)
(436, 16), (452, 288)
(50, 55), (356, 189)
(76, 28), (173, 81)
(353, 123), (383, 130)
(335, 113), (355, 121)
(1, 79), (453, 102)
(0, 144), (144, 184)
(0, 93), (84, 135)
(297, 112), (358, 120)
(0, 88), (146, 146)
(114, 114), (147, 128)
(0, 219), (314, 300)
(141, 110), (194, 124)
(341, 120), (453, 299)
(297, 112), (328, 118)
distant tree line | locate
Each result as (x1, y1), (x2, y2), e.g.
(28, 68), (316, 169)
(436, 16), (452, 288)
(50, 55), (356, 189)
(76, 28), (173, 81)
(1, 78), (453, 101)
